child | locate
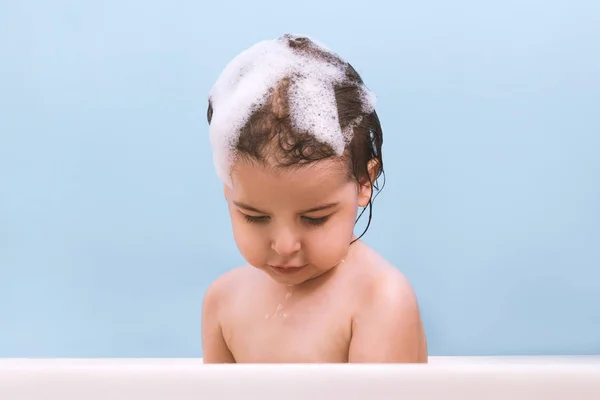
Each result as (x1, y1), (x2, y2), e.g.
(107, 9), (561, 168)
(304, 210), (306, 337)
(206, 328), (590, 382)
(202, 34), (427, 363)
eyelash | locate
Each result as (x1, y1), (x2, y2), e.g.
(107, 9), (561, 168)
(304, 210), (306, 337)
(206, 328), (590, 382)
(243, 215), (268, 224)
(303, 216), (329, 226)
(243, 215), (330, 226)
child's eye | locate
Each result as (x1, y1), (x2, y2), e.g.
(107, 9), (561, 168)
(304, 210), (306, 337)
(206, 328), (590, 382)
(243, 214), (269, 224)
(302, 216), (329, 226)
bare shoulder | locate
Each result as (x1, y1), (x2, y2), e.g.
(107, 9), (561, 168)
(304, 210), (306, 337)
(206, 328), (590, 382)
(348, 243), (418, 306)
(347, 244), (427, 363)
(366, 261), (418, 309)
(202, 264), (255, 310)
(201, 265), (255, 363)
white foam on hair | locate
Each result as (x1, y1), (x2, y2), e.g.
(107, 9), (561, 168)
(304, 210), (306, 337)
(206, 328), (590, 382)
(208, 34), (376, 186)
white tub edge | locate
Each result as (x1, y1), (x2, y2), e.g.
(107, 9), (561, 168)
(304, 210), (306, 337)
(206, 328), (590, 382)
(1, 356), (599, 399)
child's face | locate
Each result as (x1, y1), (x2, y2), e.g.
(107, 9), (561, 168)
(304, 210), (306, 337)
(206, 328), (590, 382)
(224, 158), (372, 286)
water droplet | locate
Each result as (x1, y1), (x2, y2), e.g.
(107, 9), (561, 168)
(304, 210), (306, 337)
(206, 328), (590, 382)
(285, 292), (292, 300)
(283, 313), (288, 319)
(265, 314), (270, 319)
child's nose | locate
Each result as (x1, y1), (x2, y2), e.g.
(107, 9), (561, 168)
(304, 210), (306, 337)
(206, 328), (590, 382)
(271, 228), (301, 256)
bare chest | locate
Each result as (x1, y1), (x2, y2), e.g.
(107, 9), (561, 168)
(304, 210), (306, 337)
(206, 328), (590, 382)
(223, 291), (353, 363)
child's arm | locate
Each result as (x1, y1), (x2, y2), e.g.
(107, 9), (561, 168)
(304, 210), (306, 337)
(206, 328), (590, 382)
(201, 280), (236, 363)
(347, 272), (427, 363)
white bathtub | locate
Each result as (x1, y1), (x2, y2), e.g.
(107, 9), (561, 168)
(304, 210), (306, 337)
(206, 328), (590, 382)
(1, 356), (599, 399)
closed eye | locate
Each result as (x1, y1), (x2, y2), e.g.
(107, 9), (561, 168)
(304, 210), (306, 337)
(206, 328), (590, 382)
(302, 216), (329, 226)
(243, 214), (269, 224)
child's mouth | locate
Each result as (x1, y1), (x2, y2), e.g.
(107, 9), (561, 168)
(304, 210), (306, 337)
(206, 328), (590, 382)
(270, 265), (305, 274)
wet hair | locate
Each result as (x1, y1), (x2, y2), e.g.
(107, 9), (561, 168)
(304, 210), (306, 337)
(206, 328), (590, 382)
(207, 35), (385, 241)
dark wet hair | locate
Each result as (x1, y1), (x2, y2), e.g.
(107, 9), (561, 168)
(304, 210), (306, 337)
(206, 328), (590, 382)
(207, 34), (385, 242)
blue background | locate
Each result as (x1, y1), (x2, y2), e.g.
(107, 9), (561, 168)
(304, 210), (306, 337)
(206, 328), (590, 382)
(1, 0), (599, 357)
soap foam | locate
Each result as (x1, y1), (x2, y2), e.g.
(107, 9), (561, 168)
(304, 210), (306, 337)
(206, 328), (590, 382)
(208, 34), (376, 186)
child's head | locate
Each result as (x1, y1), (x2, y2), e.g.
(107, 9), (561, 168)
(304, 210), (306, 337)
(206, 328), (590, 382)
(207, 34), (384, 286)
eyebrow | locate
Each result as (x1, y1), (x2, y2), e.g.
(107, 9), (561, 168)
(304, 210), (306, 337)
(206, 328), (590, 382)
(233, 201), (340, 214)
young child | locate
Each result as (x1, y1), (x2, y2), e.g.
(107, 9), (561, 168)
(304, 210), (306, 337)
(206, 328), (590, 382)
(202, 34), (427, 363)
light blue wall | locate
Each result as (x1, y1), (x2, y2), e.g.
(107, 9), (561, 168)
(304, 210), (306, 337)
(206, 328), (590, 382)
(1, 0), (599, 357)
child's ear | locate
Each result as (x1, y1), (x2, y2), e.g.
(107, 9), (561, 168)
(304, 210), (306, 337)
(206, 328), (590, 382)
(357, 159), (380, 207)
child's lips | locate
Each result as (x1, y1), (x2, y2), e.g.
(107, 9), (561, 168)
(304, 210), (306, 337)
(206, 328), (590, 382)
(270, 264), (306, 273)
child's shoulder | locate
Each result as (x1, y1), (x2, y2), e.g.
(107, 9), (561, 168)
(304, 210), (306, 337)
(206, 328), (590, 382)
(202, 264), (258, 309)
(353, 242), (415, 286)
(344, 243), (427, 362)
(348, 243), (420, 316)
